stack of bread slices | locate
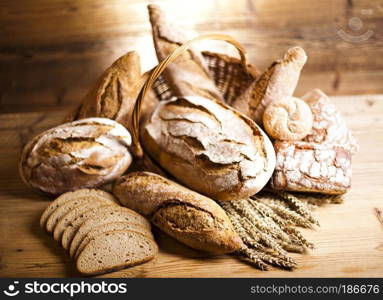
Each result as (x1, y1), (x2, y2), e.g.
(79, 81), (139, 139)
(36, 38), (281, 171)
(40, 189), (158, 276)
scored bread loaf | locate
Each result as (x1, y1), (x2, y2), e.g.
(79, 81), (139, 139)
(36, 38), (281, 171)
(76, 230), (158, 276)
(74, 222), (154, 260)
(40, 189), (117, 228)
(45, 196), (116, 233)
(113, 172), (244, 254)
(69, 208), (152, 258)
(67, 51), (158, 132)
(61, 205), (151, 250)
(19, 118), (133, 195)
(232, 47), (307, 124)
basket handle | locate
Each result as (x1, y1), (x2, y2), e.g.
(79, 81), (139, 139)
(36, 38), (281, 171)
(131, 33), (250, 158)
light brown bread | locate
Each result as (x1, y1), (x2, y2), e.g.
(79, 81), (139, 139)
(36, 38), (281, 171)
(262, 96), (313, 141)
(232, 47), (307, 124)
(19, 118), (133, 195)
(148, 4), (223, 102)
(74, 222), (154, 260)
(142, 96), (276, 200)
(113, 172), (244, 254)
(69, 209), (152, 258)
(302, 89), (359, 154)
(67, 51), (158, 132)
(61, 205), (151, 250)
(76, 230), (158, 276)
(45, 196), (116, 233)
(270, 140), (352, 194)
(40, 189), (117, 228)
(53, 203), (116, 241)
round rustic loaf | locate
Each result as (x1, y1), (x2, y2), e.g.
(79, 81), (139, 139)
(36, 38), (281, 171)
(263, 96), (313, 141)
(19, 118), (132, 195)
(141, 96), (276, 201)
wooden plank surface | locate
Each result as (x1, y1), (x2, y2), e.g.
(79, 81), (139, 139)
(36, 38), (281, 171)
(0, 95), (382, 278)
(1, 0), (383, 113)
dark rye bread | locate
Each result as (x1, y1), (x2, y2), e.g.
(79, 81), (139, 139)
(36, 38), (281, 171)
(53, 203), (116, 241)
(76, 230), (158, 276)
(40, 189), (117, 228)
(74, 222), (154, 260)
(46, 196), (116, 233)
(70, 209), (152, 258)
(61, 205), (151, 250)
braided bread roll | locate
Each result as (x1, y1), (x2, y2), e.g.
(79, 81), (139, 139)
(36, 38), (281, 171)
(263, 96), (313, 141)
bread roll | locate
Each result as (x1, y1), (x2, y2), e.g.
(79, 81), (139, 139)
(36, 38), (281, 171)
(113, 172), (244, 254)
(142, 96), (276, 200)
(19, 118), (132, 195)
(263, 96), (313, 141)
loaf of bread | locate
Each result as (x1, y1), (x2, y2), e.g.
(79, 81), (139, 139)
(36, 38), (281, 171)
(67, 51), (158, 131)
(148, 4), (223, 102)
(270, 141), (352, 194)
(40, 189), (157, 276)
(113, 172), (244, 254)
(76, 230), (158, 276)
(19, 118), (132, 195)
(263, 96), (313, 141)
(142, 96), (276, 200)
(232, 47), (307, 124)
(302, 89), (359, 154)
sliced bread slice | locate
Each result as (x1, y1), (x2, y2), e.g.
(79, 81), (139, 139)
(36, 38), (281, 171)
(70, 209), (152, 258)
(76, 230), (158, 276)
(46, 196), (116, 233)
(74, 221), (154, 259)
(61, 205), (151, 250)
(40, 189), (117, 228)
(53, 203), (115, 241)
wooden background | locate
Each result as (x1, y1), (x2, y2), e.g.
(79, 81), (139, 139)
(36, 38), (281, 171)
(0, 0), (383, 278)
(1, 0), (383, 113)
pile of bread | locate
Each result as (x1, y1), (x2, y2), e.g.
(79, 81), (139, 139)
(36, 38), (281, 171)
(19, 5), (358, 276)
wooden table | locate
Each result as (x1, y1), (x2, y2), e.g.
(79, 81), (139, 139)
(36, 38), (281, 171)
(0, 95), (382, 278)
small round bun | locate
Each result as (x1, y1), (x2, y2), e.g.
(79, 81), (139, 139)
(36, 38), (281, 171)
(263, 96), (313, 141)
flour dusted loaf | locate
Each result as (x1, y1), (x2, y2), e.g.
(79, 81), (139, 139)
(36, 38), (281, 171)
(302, 89), (359, 154)
(113, 172), (244, 254)
(232, 47), (307, 124)
(142, 96), (276, 200)
(76, 230), (158, 276)
(270, 141), (352, 194)
(19, 118), (132, 195)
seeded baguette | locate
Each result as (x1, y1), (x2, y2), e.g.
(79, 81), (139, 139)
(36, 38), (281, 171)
(61, 205), (151, 250)
(46, 196), (116, 233)
(113, 172), (244, 254)
(70, 209), (152, 258)
(40, 189), (117, 228)
(74, 222), (154, 260)
(76, 230), (158, 276)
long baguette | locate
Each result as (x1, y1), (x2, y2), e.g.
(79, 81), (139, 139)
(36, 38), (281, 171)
(113, 172), (244, 254)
